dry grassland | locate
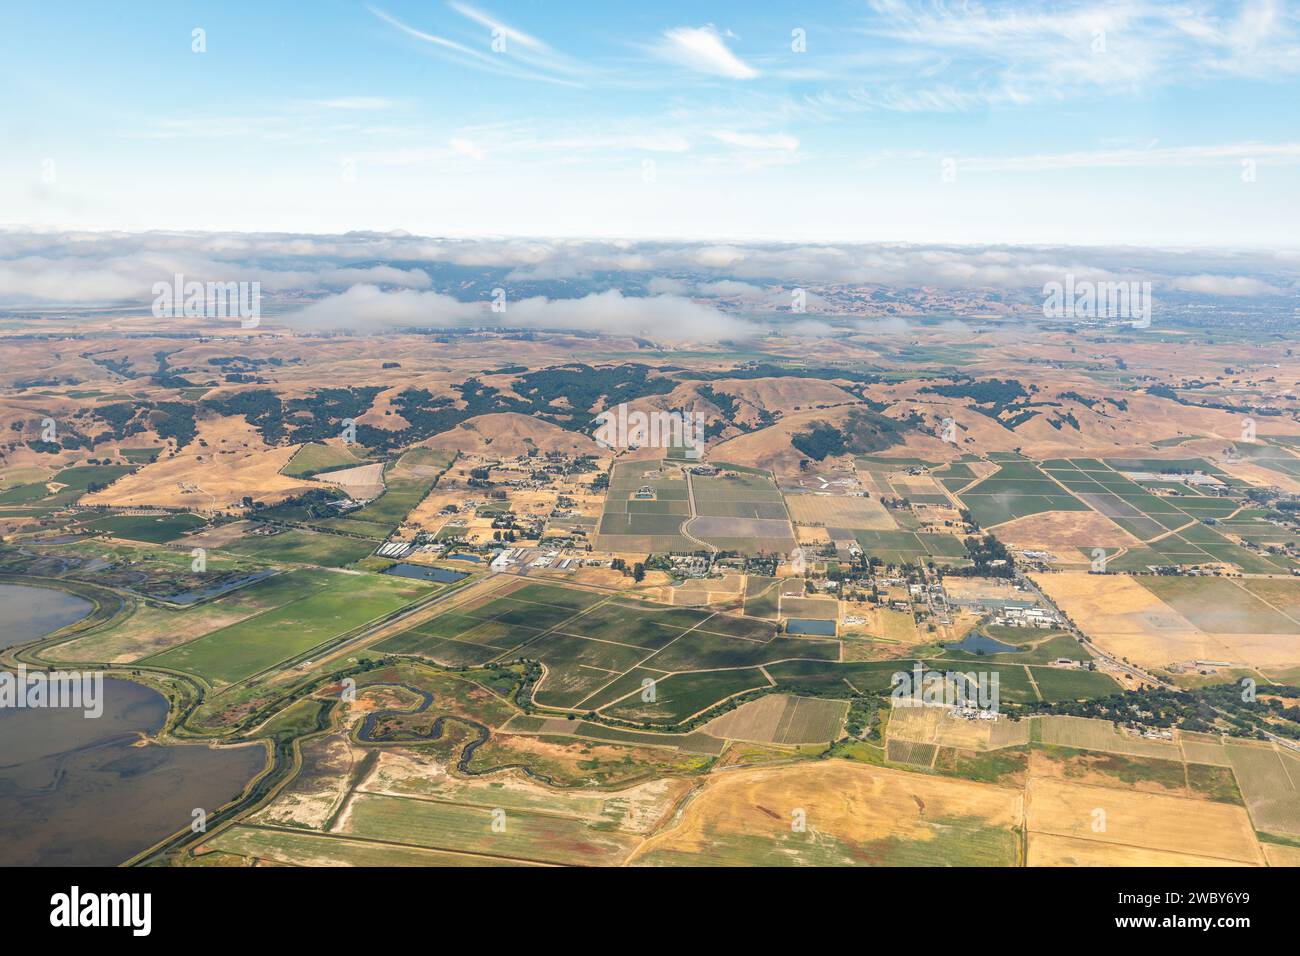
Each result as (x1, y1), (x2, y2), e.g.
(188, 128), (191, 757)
(1028, 832), (1258, 867)
(630, 760), (1024, 866)
(84, 415), (311, 510)
(785, 494), (896, 529)
(1025, 777), (1264, 865)
(995, 511), (1141, 551)
(1032, 571), (1263, 669)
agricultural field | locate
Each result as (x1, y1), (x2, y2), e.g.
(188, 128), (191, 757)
(849, 529), (968, 565)
(954, 458), (1090, 528)
(784, 492), (895, 530)
(144, 571), (435, 684)
(742, 575), (780, 618)
(280, 441), (368, 478)
(1033, 571), (1300, 674)
(374, 581), (848, 724)
(593, 459), (696, 553)
(1024, 777), (1264, 865)
(594, 459), (794, 555)
(74, 511), (207, 544)
(701, 694), (848, 744)
(631, 761), (1024, 866)
(54, 568), (338, 663)
(1225, 741), (1300, 838)
(222, 527), (378, 568)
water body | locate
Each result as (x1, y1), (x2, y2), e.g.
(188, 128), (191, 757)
(944, 632), (1023, 655)
(382, 563), (468, 584)
(0, 584), (93, 649)
(786, 618), (837, 637)
(0, 678), (265, 866)
(447, 553), (482, 563)
(157, 568), (278, 606)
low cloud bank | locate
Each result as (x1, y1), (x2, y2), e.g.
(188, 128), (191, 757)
(0, 230), (1292, 342)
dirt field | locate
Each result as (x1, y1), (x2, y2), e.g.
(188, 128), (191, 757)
(317, 461), (386, 499)
(251, 733), (365, 829)
(888, 702), (1030, 751)
(942, 576), (1025, 604)
(785, 494), (896, 530)
(1025, 777), (1264, 865)
(995, 510), (1142, 551)
(630, 760), (1025, 866)
(1027, 832), (1258, 867)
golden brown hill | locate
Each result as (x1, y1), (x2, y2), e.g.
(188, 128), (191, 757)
(422, 412), (606, 458)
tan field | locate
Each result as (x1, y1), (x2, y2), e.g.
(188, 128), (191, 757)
(941, 576), (1024, 603)
(995, 511), (1142, 551)
(1262, 843), (1300, 866)
(785, 493), (896, 529)
(1025, 777), (1264, 865)
(887, 702), (1030, 751)
(630, 759), (1025, 866)
(357, 748), (693, 835)
(1028, 832), (1258, 867)
(1031, 571), (1300, 670)
(1035, 715), (1187, 760)
(250, 733), (367, 830)
(796, 525), (832, 546)
(316, 461), (386, 500)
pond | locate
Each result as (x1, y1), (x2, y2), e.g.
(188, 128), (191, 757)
(0, 583), (93, 649)
(944, 631), (1023, 655)
(786, 617), (837, 636)
(382, 563), (468, 584)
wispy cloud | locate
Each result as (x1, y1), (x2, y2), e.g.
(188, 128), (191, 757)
(655, 26), (759, 79)
(307, 96), (397, 111)
(849, 0), (1300, 109)
(957, 140), (1300, 172)
(709, 130), (798, 151)
(369, 4), (587, 87)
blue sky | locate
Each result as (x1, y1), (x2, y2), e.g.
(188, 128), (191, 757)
(2, 0), (1299, 245)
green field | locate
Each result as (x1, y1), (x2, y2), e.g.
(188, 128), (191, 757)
(0, 464), (137, 506)
(742, 576), (780, 618)
(78, 512), (206, 544)
(280, 442), (367, 478)
(339, 792), (641, 865)
(144, 571), (434, 683)
(955, 461), (1089, 527)
(851, 529), (967, 565)
(222, 527), (377, 567)
(313, 448), (451, 539)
